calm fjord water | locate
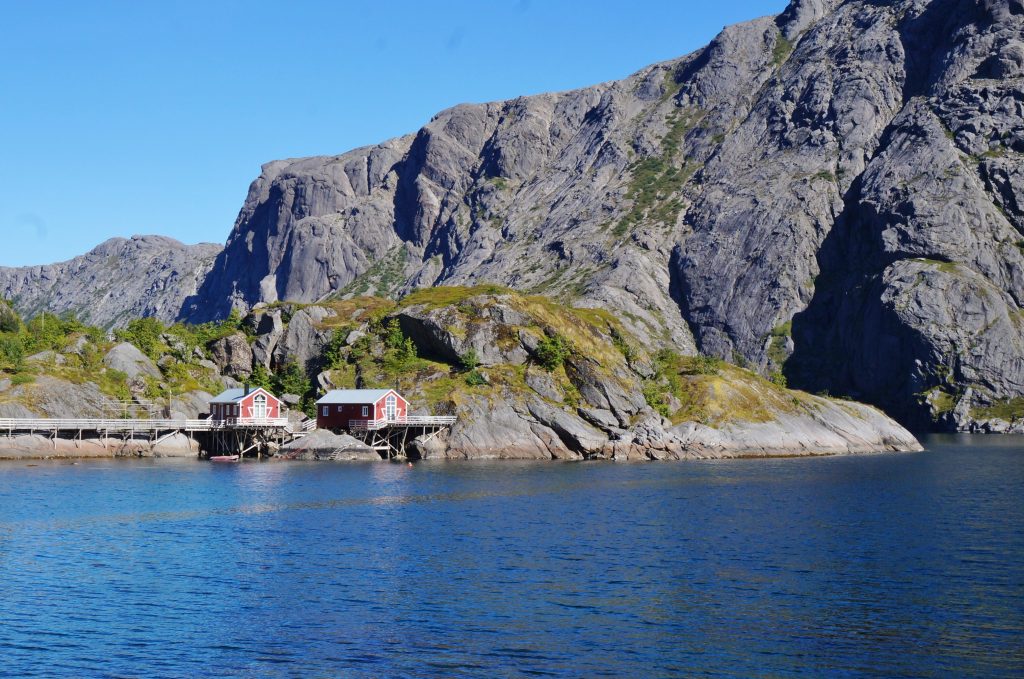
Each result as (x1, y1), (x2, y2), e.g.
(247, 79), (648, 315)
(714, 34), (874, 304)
(0, 435), (1021, 677)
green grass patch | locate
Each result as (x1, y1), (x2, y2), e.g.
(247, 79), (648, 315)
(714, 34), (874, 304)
(399, 284), (515, 310)
(973, 397), (1024, 422)
(337, 246), (409, 299)
(766, 320), (793, 368)
(915, 258), (962, 275)
(614, 106), (703, 238)
(772, 33), (793, 67)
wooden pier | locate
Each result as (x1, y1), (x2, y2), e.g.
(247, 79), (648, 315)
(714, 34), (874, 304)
(0, 416), (304, 457)
(345, 415), (457, 458)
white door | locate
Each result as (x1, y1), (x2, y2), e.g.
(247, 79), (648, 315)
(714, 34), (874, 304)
(385, 394), (397, 421)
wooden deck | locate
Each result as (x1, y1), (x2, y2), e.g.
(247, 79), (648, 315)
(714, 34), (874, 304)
(0, 416), (300, 456)
(348, 416), (457, 431)
(343, 415), (457, 458)
(0, 417), (291, 434)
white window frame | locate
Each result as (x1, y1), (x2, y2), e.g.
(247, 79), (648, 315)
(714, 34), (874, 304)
(322, 406), (328, 417)
(362, 405), (369, 417)
(253, 393), (267, 419)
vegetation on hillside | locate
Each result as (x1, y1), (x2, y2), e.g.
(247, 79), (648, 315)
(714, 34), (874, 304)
(0, 285), (853, 428)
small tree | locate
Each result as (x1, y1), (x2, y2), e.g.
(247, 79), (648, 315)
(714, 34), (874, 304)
(0, 301), (21, 334)
(0, 334), (25, 372)
(459, 349), (480, 372)
(274, 361), (311, 397)
(534, 333), (570, 372)
(249, 363), (274, 391)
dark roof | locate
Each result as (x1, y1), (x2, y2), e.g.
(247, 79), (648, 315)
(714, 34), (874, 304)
(316, 389), (400, 405)
(210, 387), (274, 404)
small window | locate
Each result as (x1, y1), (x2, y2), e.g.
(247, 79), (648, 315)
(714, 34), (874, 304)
(338, 405), (343, 413)
(362, 406), (369, 417)
(322, 406), (328, 417)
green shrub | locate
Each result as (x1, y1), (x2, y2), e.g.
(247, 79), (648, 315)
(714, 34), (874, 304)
(685, 355), (722, 376)
(534, 333), (571, 371)
(275, 361), (311, 397)
(0, 334), (25, 372)
(768, 371), (787, 388)
(22, 312), (81, 353)
(610, 327), (637, 362)
(249, 364), (274, 392)
(459, 349), (480, 372)
(323, 331), (348, 370)
(0, 302), (21, 333)
(642, 380), (671, 418)
(115, 317), (167, 358)
(11, 372), (35, 386)
(464, 370), (487, 386)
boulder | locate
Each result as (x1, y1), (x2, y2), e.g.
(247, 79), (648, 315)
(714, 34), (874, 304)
(252, 310), (285, 368)
(103, 342), (161, 380)
(272, 306), (336, 372)
(208, 332), (254, 377)
(396, 298), (532, 366)
(279, 430), (381, 461)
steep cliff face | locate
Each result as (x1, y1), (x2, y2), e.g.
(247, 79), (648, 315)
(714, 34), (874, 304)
(181, 0), (1024, 428)
(0, 236), (222, 328)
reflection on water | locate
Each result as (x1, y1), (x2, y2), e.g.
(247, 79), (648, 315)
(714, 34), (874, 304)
(0, 436), (1022, 677)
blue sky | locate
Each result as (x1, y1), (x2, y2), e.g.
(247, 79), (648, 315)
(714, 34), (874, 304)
(0, 0), (786, 267)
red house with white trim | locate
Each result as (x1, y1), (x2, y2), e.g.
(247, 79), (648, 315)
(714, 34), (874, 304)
(209, 387), (282, 422)
(316, 389), (408, 431)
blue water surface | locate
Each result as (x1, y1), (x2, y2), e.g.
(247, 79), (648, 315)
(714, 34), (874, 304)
(0, 435), (1021, 677)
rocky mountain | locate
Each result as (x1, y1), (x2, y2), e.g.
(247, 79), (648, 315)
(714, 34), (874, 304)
(0, 236), (222, 328)
(173, 0), (1024, 430)
(7, 0), (1023, 432)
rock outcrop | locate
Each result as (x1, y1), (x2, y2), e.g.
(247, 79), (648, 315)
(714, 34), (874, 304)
(310, 289), (921, 460)
(208, 332), (254, 378)
(278, 430), (381, 461)
(0, 236), (221, 328)
(104, 342), (161, 380)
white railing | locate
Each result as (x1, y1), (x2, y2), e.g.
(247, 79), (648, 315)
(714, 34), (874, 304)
(0, 417), (291, 433)
(217, 417), (291, 428)
(347, 416), (457, 431)
(302, 418), (318, 431)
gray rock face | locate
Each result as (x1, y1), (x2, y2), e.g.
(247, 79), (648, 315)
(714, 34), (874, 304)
(0, 236), (221, 328)
(103, 342), (161, 380)
(271, 306), (337, 372)
(174, 0), (1022, 430)
(208, 332), (253, 378)
(392, 291), (921, 460)
(279, 430), (381, 461)
(396, 297), (532, 366)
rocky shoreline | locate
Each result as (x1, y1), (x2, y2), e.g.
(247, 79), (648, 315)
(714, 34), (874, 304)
(0, 433), (200, 460)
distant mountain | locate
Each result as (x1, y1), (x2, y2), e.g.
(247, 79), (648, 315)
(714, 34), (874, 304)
(11, 0), (1024, 430)
(0, 236), (221, 328)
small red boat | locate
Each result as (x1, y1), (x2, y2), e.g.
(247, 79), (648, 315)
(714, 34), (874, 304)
(209, 455), (240, 462)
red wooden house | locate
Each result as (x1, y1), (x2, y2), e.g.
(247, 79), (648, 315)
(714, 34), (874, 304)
(316, 389), (408, 430)
(209, 387), (282, 422)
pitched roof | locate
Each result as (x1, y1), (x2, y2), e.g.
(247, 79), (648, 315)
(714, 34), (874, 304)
(210, 387), (273, 404)
(316, 389), (399, 405)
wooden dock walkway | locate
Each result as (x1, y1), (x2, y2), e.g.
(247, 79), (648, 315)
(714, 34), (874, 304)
(0, 417), (292, 434)
(345, 415), (457, 458)
(0, 416), (304, 456)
